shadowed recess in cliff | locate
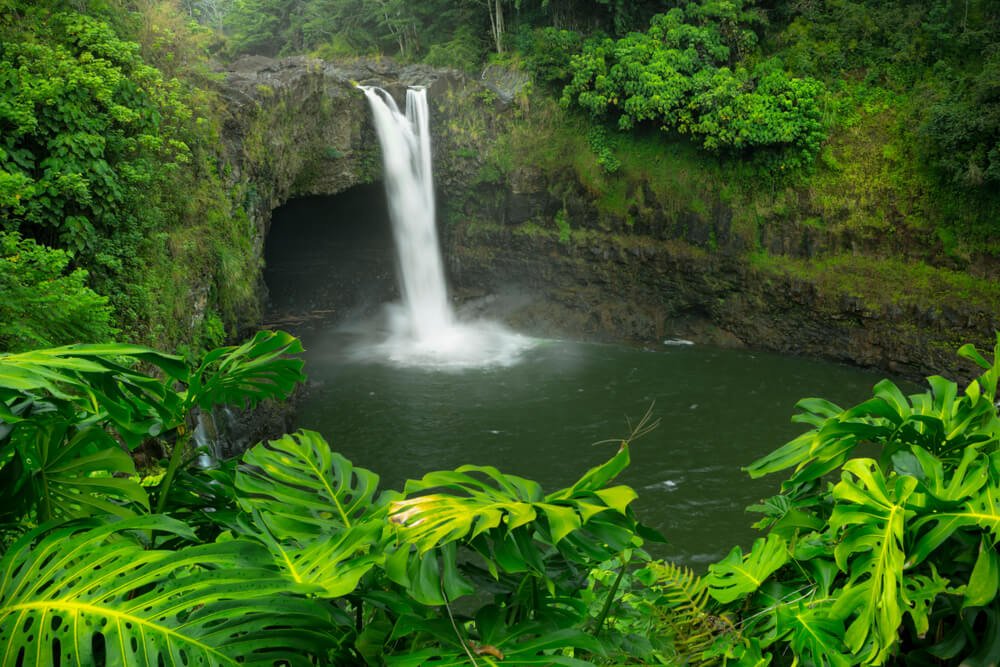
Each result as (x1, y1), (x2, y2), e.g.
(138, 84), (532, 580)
(263, 186), (398, 328)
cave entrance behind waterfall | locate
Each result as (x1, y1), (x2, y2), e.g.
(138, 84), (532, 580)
(263, 184), (397, 329)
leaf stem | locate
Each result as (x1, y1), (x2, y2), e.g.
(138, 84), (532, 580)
(592, 553), (630, 637)
(155, 427), (189, 514)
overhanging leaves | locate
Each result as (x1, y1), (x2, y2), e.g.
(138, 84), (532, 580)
(829, 459), (916, 664)
(0, 515), (337, 666)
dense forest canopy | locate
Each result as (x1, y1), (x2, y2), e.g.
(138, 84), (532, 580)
(1, 0), (998, 351)
(0, 0), (256, 352)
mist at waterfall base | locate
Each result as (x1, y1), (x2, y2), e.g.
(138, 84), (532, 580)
(357, 86), (533, 369)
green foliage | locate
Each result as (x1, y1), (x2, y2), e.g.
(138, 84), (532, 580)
(423, 24), (486, 73)
(0, 8), (191, 252)
(587, 125), (620, 174)
(555, 206), (572, 243)
(520, 27), (584, 87)
(920, 50), (1000, 188)
(561, 4), (826, 169)
(0, 231), (115, 351)
(0, 1), (259, 350)
(708, 334), (1000, 665)
(705, 533), (788, 604)
(0, 515), (337, 665)
(0, 331), (662, 664)
(0, 331), (305, 531)
(630, 562), (723, 664)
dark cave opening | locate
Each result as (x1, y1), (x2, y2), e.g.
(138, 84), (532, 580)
(262, 184), (397, 327)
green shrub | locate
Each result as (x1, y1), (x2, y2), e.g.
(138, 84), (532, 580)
(698, 335), (1000, 665)
(521, 26), (584, 87)
(561, 3), (826, 169)
(423, 24), (485, 73)
(0, 231), (115, 351)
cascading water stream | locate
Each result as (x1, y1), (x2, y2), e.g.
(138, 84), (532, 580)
(361, 87), (452, 339)
(359, 85), (532, 368)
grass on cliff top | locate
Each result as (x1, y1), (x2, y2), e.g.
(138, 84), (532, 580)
(510, 86), (998, 260)
(510, 96), (724, 220)
(751, 252), (1000, 315)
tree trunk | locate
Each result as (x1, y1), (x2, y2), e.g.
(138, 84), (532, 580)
(486, 0), (504, 53)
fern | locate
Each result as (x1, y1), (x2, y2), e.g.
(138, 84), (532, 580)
(639, 561), (732, 665)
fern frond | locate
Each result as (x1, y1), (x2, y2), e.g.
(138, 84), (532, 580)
(642, 561), (734, 666)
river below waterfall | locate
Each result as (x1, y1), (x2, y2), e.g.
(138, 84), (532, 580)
(288, 326), (884, 566)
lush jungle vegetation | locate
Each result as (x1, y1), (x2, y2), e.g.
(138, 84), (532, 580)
(2, 0), (1000, 665)
(0, 332), (998, 665)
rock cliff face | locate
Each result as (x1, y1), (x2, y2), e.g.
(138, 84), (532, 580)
(217, 57), (454, 253)
(217, 57), (999, 382)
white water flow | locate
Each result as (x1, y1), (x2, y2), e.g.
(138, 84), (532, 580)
(360, 86), (532, 368)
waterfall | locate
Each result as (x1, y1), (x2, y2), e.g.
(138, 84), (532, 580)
(362, 86), (452, 340)
(359, 85), (532, 368)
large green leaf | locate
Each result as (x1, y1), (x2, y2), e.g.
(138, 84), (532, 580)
(242, 512), (384, 598)
(236, 429), (387, 537)
(958, 333), (1000, 401)
(774, 601), (851, 667)
(901, 566), (953, 638)
(829, 459), (917, 664)
(0, 343), (188, 445)
(0, 515), (337, 666)
(706, 533), (789, 604)
(185, 330), (306, 411)
(234, 431), (389, 597)
(747, 345), (1000, 484)
(965, 537), (1000, 608)
(910, 483), (1000, 567)
(389, 461), (639, 554)
(384, 541), (476, 606)
(9, 417), (147, 522)
(389, 466), (542, 553)
(910, 444), (989, 504)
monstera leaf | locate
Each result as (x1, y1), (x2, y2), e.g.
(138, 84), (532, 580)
(242, 512), (385, 598)
(3, 417), (147, 523)
(747, 335), (1000, 484)
(184, 330), (306, 411)
(910, 483), (1000, 567)
(234, 431), (391, 597)
(385, 447), (642, 606)
(236, 429), (388, 537)
(1, 333), (308, 524)
(0, 515), (336, 666)
(389, 466), (544, 552)
(775, 601), (851, 667)
(706, 533), (789, 604)
(829, 459), (917, 665)
(745, 395), (892, 486)
(390, 450), (640, 553)
(0, 343), (188, 445)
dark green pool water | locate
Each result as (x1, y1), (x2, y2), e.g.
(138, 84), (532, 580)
(290, 328), (884, 565)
